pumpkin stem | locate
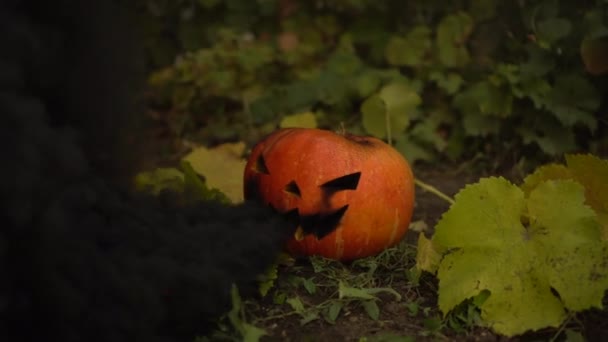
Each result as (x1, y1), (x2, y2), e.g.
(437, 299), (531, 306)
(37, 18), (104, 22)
(414, 178), (454, 205)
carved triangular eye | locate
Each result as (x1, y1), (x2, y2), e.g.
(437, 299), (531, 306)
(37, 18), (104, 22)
(321, 172), (361, 191)
(252, 154), (270, 174)
(300, 205), (349, 239)
(284, 180), (301, 198)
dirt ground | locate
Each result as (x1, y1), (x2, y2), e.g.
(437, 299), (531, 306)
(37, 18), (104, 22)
(239, 163), (608, 342)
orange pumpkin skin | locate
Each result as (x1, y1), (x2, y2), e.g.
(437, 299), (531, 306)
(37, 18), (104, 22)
(244, 128), (415, 261)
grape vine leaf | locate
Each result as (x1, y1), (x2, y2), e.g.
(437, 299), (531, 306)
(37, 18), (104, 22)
(521, 154), (608, 239)
(354, 71), (382, 98)
(394, 135), (434, 164)
(361, 95), (387, 138)
(461, 112), (499, 137)
(361, 82), (420, 139)
(385, 26), (432, 67)
(517, 116), (576, 155)
(543, 74), (599, 131)
(520, 45), (554, 78)
(536, 18), (572, 47)
(430, 177), (608, 336)
(429, 71), (463, 95)
(436, 12), (473, 68)
(453, 81), (513, 118)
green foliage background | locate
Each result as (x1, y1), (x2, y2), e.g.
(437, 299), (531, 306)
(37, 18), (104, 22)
(137, 0), (608, 164)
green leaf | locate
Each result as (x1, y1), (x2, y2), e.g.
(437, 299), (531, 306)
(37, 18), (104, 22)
(385, 37), (410, 66)
(517, 115), (576, 155)
(361, 95), (387, 137)
(134, 168), (185, 196)
(281, 81), (319, 113)
(301, 277), (317, 295)
(409, 119), (448, 152)
(461, 112), (499, 137)
(227, 285), (268, 342)
(134, 162), (234, 204)
(300, 311), (320, 326)
(385, 26), (432, 67)
(395, 136), (435, 164)
(316, 72), (348, 106)
(543, 74), (599, 131)
(367, 287), (401, 301)
(241, 323), (267, 342)
(423, 317), (443, 332)
(429, 71), (463, 95)
(362, 300), (380, 321)
(520, 45), (555, 77)
(437, 12), (473, 68)
(536, 18), (572, 46)
(379, 82), (419, 126)
(494, 63), (520, 85)
(583, 9), (608, 39)
(361, 82), (420, 139)
(354, 71), (382, 98)
(453, 81), (513, 118)
(280, 112), (318, 128)
(338, 282), (401, 302)
(338, 282), (377, 301)
(432, 177), (608, 336)
(257, 264), (279, 297)
(325, 301), (343, 323)
(406, 302), (419, 316)
(287, 297), (306, 313)
(327, 50), (364, 75)
(513, 77), (551, 109)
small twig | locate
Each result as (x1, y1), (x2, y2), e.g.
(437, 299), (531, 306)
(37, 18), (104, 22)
(414, 179), (455, 205)
(549, 312), (575, 342)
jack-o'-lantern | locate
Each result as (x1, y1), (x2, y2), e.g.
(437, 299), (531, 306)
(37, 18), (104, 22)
(244, 128), (415, 261)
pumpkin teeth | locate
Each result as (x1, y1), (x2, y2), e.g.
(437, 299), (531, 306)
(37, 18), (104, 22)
(294, 226), (305, 241)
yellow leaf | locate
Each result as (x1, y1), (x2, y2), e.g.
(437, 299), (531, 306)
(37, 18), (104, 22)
(280, 112), (318, 128)
(415, 233), (445, 274)
(183, 142), (247, 203)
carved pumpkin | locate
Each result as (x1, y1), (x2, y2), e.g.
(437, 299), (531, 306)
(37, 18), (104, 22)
(244, 128), (415, 261)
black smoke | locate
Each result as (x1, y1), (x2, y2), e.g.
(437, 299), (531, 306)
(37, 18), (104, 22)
(0, 1), (295, 341)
